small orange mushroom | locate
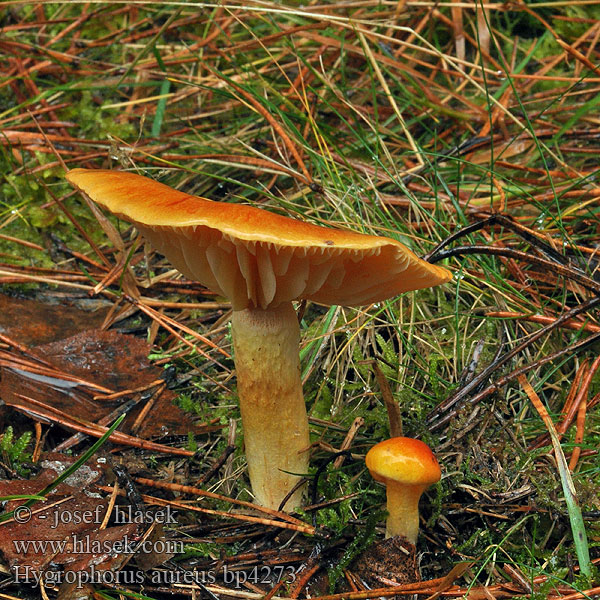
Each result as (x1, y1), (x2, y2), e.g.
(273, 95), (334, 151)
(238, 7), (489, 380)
(366, 437), (441, 544)
(66, 169), (451, 511)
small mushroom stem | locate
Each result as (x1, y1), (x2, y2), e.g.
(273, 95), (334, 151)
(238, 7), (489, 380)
(384, 481), (428, 544)
(231, 301), (310, 510)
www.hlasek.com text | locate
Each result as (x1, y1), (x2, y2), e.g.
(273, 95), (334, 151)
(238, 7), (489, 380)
(13, 534), (183, 556)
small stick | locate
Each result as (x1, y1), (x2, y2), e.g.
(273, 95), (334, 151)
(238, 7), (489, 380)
(372, 362), (402, 437)
(333, 417), (364, 469)
(289, 563), (321, 599)
(132, 476), (312, 530)
(133, 492), (315, 535)
(568, 396), (587, 472)
(485, 312), (600, 334)
(529, 360), (589, 450)
(129, 383), (166, 435)
(559, 355), (600, 439)
(14, 394), (194, 457)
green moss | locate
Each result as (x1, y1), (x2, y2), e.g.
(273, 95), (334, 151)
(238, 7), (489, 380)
(64, 92), (136, 141)
(553, 5), (600, 40)
(326, 509), (383, 592)
(176, 390), (231, 426)
(308, 464), (356, 533)
(1, 171), (48, 214)
(179, 541), (237, 560)
(0, 426), (32, 476)
(310, 383), (333, 421)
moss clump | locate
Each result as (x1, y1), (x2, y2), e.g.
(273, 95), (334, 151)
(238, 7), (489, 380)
(0, 426), (32, 476)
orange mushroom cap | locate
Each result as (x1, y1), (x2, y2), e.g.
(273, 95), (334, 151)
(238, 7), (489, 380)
(66, 169), (451, 311)
(365, 437), (441, 487)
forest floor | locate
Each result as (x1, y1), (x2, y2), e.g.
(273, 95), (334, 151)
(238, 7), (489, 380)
(0, 2), (599, 599)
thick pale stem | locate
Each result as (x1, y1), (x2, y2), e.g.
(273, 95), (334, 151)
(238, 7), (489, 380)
(385, 481), (427, 544)
(231, 302), (310, 510)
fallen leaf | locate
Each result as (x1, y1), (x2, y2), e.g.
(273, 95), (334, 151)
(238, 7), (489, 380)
(0, 293), (108, 346)
(1, 329), (206, 439)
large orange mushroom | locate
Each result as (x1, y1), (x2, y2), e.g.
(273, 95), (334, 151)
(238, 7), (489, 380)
(66, 168), (451, 511)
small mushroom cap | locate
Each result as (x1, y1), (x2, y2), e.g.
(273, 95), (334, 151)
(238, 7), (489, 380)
(366, 437), (441, 487)
(66, 169), (451, 310)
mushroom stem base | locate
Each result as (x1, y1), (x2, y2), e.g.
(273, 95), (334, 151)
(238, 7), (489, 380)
(231, 302), (310, 511)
